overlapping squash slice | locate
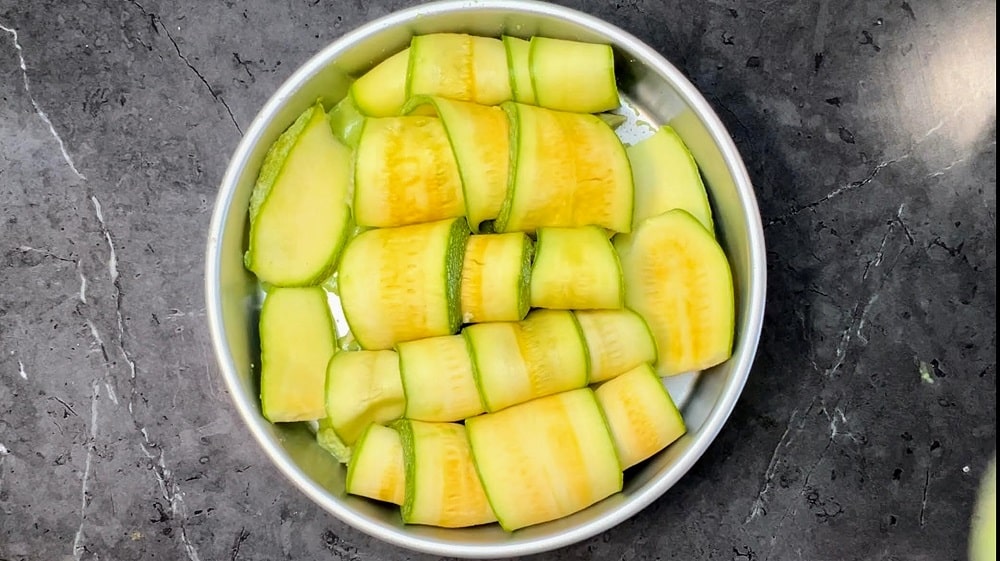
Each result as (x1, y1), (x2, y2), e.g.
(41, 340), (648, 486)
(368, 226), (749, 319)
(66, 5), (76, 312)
(397, 335), (484, 422)
(575, 309), (657, 383)
(627, 125), (714, 232)
(496, 102), (633, 233)
(354, 115), (465, 228)
(396, 420), (497, 528)
(346, 424), (406, 505)
(258, 287), (336, 422)
(529, 226), (623, 310)
(615, 209), (735, 375)
(465, 388), (622, 531)
(324, 350), (405, 445)
(529, 36), (619, 113)
(460, 233), (533, 323)
(350, 48), (410, 117)
(408, 33), (511, 106)
(464, 310), (588, 412)
(403, 96), (510, 232)
(245, 102), (352, 286)
(338, 218), (470, 350)
(595, 363), (686, 469)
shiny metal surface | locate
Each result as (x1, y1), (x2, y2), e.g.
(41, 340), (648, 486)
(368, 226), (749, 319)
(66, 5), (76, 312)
(205, 1), (766, 557)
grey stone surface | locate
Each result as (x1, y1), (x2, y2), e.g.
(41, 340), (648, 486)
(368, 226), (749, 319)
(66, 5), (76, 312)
(0, 0), (994, 559)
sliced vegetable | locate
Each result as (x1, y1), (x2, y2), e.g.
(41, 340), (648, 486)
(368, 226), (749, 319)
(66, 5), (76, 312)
(615, 209), (734, 375)
(397, 335), (484, 422)
(258, 287), (336, 422)
(408, 33), (511, 106)
(317, 417), (352, 464)
(346, 423), (405, 505)
(496, 102), (633, 233)
(351, 48), (410, 117)
(460, 233), (533, 324)
(575, 309), (657, 383)
(529, 37), (619, 113)
(324, 350), (405, 445)
(354, 115), (465, 228)
(403, 95), (510, 232)
(627, 125), (714, 232)
(594, 363), (686, 469)
(503, 36), (536, 104)
(464, 310), (588, 412)
(397, 420), (497, 527)
(339, 218), (470, 350)
(245, 101), (352, 286)
(328, 94), (365, 148)
(529, 226), (623, 310)
(465, 388), (622, 531)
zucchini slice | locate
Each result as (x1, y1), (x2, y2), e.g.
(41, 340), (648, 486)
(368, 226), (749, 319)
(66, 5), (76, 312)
(594, 363), (686, 469)
(258, 287), (336, 422)
(460, 233), (533, 324)
(316, 416), (352, 464)
(464, 310), (588, 412)
(397, 335), (484, 422)
(328, 93), (365, 149)
(528, 37), (619, 113)
(396, 420), (497, 528)
(346, 423), (405, 505)
(351, 48), (410, 117)
(614, 209), (735, 375)
(354, 115), (465, 228)
(496, 102), (633, 233)
(627, 125), (714, 232)
(339, 218), (470, 350)
(403, 95), (510, 232)
(407, 33), (512, 106)
(465, 388), (622, 531)
(575, 309), (657, 383)
(245, 101), (352, 286)
(529, 226), (623, 310)
(324, 350), (405, 445)
(502, 36), (536, 104)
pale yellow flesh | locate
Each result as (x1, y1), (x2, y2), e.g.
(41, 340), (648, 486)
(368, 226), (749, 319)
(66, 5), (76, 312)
(466, 388), (622, 531)
(595, 363), (686, 469)
(409, 34), (511, 105)
(404, 421), (496, 527)
(354, 116), (465, 228)
(628, 125), (714, 232)
(530, 226), (622, 310)
(503, 36), (536, 104)
(460, 233), (529, 323)
(338, 219), (458, 350)
(248, 104), (352, 286)
(529, 37), (619, 113)
(615, 209), (735, 375)
(346, 424), (405, 505)
(501, 103), (632, 233)
(465, 310), (587, 412)
(259, 288), (336, 422)
(324, 350), (405, 445)
(397, 335), (484, 422)
(352, 48), (410, 117)
(575, 309), (657, 383)
(430, 98), (509, 231)
(471, 36), (513, 105)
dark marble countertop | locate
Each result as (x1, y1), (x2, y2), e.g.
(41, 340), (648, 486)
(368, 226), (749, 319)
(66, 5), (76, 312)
(1, 1), (995, 560)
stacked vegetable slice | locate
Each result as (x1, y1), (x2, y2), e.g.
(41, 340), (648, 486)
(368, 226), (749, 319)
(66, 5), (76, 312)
(246, 32), (738, 531)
